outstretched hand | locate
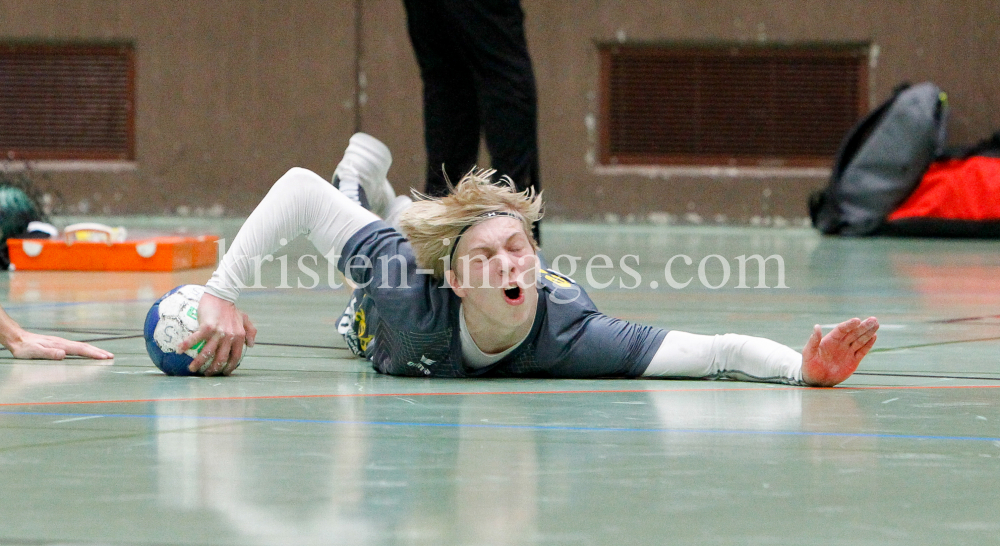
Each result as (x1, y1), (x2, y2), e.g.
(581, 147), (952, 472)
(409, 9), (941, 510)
(801, 317), (879, 387)
(6, 330), (114, 360)
(179, 293), (257, 376)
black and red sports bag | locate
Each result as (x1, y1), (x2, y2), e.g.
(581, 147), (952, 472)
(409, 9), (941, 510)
(810, 81), (1000, 238)
(881, 132), (1000, 237)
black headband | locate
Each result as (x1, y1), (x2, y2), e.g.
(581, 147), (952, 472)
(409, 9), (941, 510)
(447, 211), (523, 266)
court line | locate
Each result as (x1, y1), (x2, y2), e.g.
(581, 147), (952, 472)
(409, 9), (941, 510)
(51, 415), (104, 424)
(871, 336), (1000, 353)
(2, 409), (999, 444)
(70, 338), (347, 351)
(2, 383), (1000, 408)
(66, 335), (1000, 352)
(1, 287), (344, 312)
(0, 298), (152, 311)
(14, 325), (1000, 354)
(0, 334), (145, 351)
(25, 326), (140, 336)
(0, 333), (347, 351)
(929, 314), (1000, 324)
(245, 342), (347, 350)
(79, 334), (145, 343)
(24, 328), (1000, 354)
(852, 372), (1000, 381)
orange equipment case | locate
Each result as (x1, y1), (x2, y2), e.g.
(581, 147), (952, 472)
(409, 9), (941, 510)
(7, 234), (220, 271)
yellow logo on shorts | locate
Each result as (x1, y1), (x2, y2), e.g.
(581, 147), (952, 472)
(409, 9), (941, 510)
(355, 308), (373, 351)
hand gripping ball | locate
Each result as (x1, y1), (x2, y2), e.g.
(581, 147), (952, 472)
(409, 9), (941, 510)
(144, 284), (207, 376)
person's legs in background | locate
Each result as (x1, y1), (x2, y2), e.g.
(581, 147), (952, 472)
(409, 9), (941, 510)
(404, 0), (481, 198)
(404, 0), (541, 241)
(452, 0), (540, 198)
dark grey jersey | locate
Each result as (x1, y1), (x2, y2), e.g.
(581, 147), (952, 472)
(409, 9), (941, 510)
(338, 221), (667, 378)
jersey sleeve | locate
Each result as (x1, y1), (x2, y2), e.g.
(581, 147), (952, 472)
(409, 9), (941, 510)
(337, 221), (450, 329)
(547, 311), (668, 378)
(531, 270), (668, 378)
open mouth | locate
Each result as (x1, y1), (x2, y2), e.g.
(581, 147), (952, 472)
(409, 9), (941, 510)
(502, 285), (523, 305)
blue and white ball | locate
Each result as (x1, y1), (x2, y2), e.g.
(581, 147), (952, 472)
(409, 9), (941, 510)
(144, 284), (206, 376)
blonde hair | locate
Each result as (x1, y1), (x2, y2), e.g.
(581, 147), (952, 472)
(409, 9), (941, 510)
(398, 168), (543, 279)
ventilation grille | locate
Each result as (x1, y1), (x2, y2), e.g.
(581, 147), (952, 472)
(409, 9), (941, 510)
(599, 44), (868, 167)
(0, 43), (134, 160)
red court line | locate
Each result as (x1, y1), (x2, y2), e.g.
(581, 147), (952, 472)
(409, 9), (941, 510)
(1, 383), (999, 407)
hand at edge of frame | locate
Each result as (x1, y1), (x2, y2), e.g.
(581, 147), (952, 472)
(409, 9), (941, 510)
(5, 330), (114, 360)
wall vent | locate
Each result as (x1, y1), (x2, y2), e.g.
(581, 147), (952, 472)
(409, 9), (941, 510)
(599, 43), (868, 167)
(0, 43), (134, 161)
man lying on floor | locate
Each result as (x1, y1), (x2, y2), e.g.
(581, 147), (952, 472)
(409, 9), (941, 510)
(180, 133), (879, 386)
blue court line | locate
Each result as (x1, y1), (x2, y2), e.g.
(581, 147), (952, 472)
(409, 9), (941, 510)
(0, 299), (151, 311)
(0, 287), (317, 312)
(0, 284), (921, 312)
(3, 410), (999, 444)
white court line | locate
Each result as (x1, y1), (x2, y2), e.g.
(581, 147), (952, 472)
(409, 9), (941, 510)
(52, 415), (104, 424)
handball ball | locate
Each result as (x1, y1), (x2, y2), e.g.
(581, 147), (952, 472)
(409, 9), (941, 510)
(144, 284), (206, 376)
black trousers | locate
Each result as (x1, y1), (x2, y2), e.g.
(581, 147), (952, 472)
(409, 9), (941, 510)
(403, 0), (540, 203)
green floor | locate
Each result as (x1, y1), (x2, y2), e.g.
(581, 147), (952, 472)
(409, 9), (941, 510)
(2, 220), (999, 546)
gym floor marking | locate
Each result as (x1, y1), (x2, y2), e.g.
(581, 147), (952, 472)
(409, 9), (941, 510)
(2, 383), (1000, 409)
(3, 409), (999, 444)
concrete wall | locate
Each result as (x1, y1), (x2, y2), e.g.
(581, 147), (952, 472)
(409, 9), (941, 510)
(2, 0), (997, 224)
